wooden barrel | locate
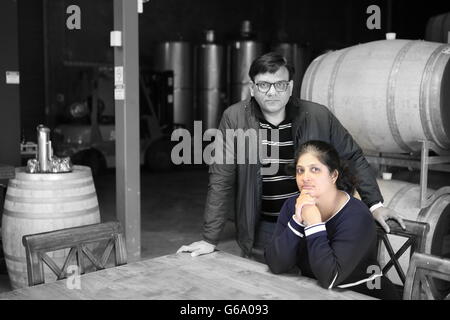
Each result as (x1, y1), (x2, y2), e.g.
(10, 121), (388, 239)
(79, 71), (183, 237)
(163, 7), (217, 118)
(1, 165), (100, 289)
(425, 12), (450, 43)
(376, 179), (450, 288)
(300, 39), (450, 154)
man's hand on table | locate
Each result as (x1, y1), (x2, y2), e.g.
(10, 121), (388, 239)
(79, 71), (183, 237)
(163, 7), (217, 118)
(176, 240), (216, 257)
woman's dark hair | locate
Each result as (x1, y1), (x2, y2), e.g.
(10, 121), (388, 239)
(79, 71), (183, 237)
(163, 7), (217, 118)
(248, 52), (295, 82)
(288, 140), (358, 195)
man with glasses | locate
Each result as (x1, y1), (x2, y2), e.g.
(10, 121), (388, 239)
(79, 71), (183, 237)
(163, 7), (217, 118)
(177, 52), (405, 261)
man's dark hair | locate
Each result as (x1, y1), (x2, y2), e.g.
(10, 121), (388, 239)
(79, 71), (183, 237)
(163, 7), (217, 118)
(248, 52), (295, 82)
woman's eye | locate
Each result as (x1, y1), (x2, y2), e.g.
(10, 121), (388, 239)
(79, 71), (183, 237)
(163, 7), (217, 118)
(296, 168), (304, 174)
(311, 167), (320, 173)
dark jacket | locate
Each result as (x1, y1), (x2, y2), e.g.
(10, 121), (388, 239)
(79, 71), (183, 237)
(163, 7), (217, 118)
(202, 97), (383, 256)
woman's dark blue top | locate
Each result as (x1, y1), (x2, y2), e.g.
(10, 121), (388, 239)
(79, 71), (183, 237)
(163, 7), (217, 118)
(265, 193), (382, 289)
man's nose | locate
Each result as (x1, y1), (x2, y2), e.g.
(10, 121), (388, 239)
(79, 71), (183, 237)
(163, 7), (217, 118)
(266, 84), (277, 95)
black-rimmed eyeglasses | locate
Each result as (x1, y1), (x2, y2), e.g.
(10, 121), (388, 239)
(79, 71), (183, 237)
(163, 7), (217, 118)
(254, 81), (290, 93)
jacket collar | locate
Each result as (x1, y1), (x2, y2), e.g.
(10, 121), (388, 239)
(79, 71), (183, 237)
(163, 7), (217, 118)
(249, 97), (299, 123)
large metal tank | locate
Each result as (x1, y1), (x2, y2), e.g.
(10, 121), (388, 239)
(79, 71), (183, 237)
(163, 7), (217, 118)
(376, 178), (450, 294)
(153, 42), (193, 131)
(197, 30), (225, 130)
(425, 12), (450, 43)
(272, 42), (312, 99)
(229, 21), (264, 104)
(301, 39), (450, 154)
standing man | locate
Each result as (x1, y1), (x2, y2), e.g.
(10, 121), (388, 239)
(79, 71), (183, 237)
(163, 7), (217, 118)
(177, 52), (405, 261)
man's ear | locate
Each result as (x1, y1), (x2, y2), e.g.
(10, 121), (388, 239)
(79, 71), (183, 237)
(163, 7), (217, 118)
(249, 82), (255, 97)
(289, 80), (294, 96)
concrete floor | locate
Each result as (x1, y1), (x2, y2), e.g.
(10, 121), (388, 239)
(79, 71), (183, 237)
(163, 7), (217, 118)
(96, 165), (242, 260)
(0, 164), (449, 294)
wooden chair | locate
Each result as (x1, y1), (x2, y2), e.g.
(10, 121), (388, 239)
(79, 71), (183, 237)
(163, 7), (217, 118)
(376, 219), (429, 294)
(22, 221), (127, 286)
(403, 252), (450, 300)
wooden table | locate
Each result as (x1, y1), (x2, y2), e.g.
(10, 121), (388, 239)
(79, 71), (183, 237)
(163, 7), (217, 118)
(0, 251), (376, 300)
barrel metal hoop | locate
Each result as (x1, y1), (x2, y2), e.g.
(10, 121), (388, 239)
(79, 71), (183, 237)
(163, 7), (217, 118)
(429, 45), (450, 150)
(305, 54), (327, 101)
(418, 193), (450, 254)
(419, 43), (449, 149)
(328, 48), (351, 114)
(5, 269), (28, 280)
(7, 179), (94, 190)
(2, 205), (100, 220)
(3, 253), (27, 263)
(5, 191), (98, 204)
(386, 40), (417, 153)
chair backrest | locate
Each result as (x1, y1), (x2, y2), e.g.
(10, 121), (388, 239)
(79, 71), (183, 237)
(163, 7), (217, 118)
(22, 221), (127, 286)
(403, 252), (450, 300)
(375, 219), (429, 289)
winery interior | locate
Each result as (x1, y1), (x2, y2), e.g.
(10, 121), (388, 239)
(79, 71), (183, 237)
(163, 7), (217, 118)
(0, 0), (450, 298)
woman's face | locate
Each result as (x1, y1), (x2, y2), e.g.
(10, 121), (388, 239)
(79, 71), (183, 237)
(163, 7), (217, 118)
(295, 152), (338, 198)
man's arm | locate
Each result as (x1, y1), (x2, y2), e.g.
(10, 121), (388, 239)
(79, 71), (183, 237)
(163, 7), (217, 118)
(177, 110), (237, 256)
(202, 112), (237, 245)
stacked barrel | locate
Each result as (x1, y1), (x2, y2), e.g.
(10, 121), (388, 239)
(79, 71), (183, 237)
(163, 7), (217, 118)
(301, 39), (450, 154)
(301, 38), (450, 289)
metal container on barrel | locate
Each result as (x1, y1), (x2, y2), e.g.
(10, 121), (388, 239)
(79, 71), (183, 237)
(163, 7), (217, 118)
(228, 21), (264, 104)
(197, 30), (225, 130)
(272, 42), (312, 99)
(2, 165), (100, 289)
(153, 41), (194, 132)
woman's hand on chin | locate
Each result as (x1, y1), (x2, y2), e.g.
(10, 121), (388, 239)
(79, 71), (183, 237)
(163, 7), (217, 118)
(295, 192), (316, 224)
(301, 205), (322, 226)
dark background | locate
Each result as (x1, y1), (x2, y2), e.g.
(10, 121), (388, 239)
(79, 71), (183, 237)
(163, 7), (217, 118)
(2, 0), (450, 163)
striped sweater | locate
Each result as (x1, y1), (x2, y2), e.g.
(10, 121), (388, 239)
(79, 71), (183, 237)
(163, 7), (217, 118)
(259, 119), (299, 221)
(265, 193), (383, 289)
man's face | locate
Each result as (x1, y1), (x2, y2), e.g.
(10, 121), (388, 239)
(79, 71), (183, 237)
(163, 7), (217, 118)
(249, 66), (293, 116)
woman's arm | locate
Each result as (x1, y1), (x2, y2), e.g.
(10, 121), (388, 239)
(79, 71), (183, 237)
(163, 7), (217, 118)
(265, 198), (305, 274)
(304, 202), (376, 289)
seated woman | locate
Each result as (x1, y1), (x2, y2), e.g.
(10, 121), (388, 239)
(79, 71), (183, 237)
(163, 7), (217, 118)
(265, 140), (399, 300)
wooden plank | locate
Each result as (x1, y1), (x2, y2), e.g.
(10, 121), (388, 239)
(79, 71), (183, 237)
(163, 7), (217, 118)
(23, 221), (121, 251)
(0, 251), (377, 300)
